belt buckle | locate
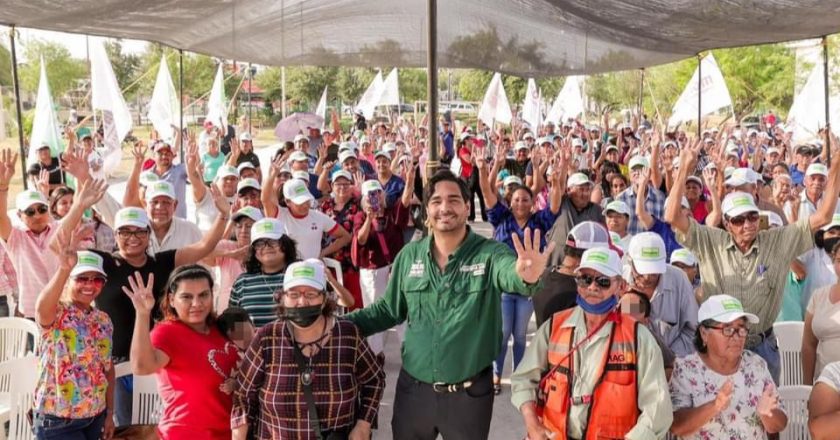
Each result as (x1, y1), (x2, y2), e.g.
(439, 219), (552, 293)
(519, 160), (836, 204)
(432, 382), (450, 393)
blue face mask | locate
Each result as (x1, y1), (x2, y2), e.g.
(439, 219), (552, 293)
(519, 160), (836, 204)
(576, 294), (618, 315)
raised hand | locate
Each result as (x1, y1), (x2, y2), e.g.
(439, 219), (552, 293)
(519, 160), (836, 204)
(34, 169), (50, 196)
(55, 226), (80, 271)
(218, 244), (250, 261)
(512, 228), (556, 284)
(75, 178), (109, 209)
(0, 149), (18, 187)
(713, 379), (733, 413)
(131, 141), (147, 164)
(60, 147), (90, 178)
(702, 167), (717, 190)
(186, 139), (200, 172)
(756, 384), (779, 417)
(210, 184), (232, 216)
(121, 271), (156, 316)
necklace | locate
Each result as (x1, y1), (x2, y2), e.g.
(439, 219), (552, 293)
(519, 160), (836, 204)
(288, 318), (329, 386)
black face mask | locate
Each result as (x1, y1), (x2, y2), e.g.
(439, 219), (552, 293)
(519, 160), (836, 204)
(283, 305), (323, 328)
(819, 236), (840, 254)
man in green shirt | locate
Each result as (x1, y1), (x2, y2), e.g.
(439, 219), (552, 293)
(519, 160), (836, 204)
(346, 170), (553, 439)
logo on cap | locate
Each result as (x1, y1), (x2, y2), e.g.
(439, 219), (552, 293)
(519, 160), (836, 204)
(78, 254), (100, 265)
(721, 298), (742, 311)
(28, 192), (41, 200)
(294, 185), (307, 195)
(258, 222), (275, 233)
(640, 247), (661, 259)
(122, 210), (140, 220)
(732, 197), (752, 207)
(586, 251), (609, 263)
(292, 266), (316, 278)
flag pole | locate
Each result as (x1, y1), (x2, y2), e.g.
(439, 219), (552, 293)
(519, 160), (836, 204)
(425, 0), (439, 179)
(179, 49), (185, 159)
(823, 36), (831, 162)
(638, 68), (645, 120)
(696, 54), (702, 138)
(9, 26), (27, 188)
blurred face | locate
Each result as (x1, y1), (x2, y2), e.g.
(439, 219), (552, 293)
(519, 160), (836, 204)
(576, 268), (623, 305)
(771, 166), (789, 181)
(342, 158), (359, 174)
(610, 176), (627, 197)
(219, 176), (239, 198)
(701, 318), (748, 359)
(672, 263), (698, 284)
(773, 177), (792, 200)
(37, 148), (51, 163)
(241, 140), (253, 153)
(70, 271), (105, 306)
(323, 132), (335, 145)
(375, 156), (391, 175)
(253, 238), (286, 268)
(228, 321), (255, 350)
(630, 166), (646, 186)
(82, 137), (94, 151)
(606, 150), (619, 162)
(509, 189), (534, 220)
(54, 194), (74, 219)
(361, 142), (373, 154)
(240, 168), (257, 180)
(515, 148), (529, 162)
(767, 152), (780, 165)
(619, 293), (647, 323)
(426, 181), (469, 233)
(170, 278), (213, 328)
(155, 147), (174, 168)
(234, 217), (256, 243)
(19, 203), (50, 233)
(605, 212), (628, 235)
(725, 210), (760, 244)
(796, 150), (813, 168)
(685, 181), (703, 201)
(296, 140), (309, 152)
(332, 177), (352, 199)
(725, 155), (739, 167)
(116, 226), (150, 258)
(568, 183), (592, 209)
(287, 199), (311, 217)
(238, 188), (261, 208)
(208, 140), (219, 154)
(630, 262), (661, 291)
(291, 159), (309, 172)
(147, 196), (176, 225)
(805, 174), (826, 199)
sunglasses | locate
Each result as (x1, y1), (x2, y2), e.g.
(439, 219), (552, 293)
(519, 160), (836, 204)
(727, 212), (760, 226)
(23, 205), (48, 217)
(74, 276), (106, 288)
(575, 274), (613, 288)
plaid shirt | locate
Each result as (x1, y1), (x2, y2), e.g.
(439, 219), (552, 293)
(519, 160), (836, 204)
(232, 319), (384, 439)
(616, 184), (667, 235)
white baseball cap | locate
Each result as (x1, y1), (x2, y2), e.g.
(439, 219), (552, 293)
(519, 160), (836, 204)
(806, 163), (828, 177)
(503, 175), (523, 187)
(686, 175), (703, 187)
(628, 232), (667, 275)
(383, 142), (398, 154)
(215, 165), (239, 180)
(698, 294), (759, 324)
(338, 150), (357, 164)
(292, 170), (310, 182)
(231, 206), (264, 222)
(331, 170), (353, 184)
(567, 173), (592, 187)
(458, 132), (472, 142)
(145, 181), (176, 201)
(669, 248), (697, 267)
(283, 179), (314, 205)
(237, 162), (257, 173)
(138, 171), (160, 187)
(237, 178), (262, 193)
(767, 147), (781, 157)
(603, 200), (630, 217)
(725, 168), (759, 187)
(628, 155), (650, 170)
(240, 132), (253, 142)
(514, 141), (529, 151)
(339, 141), (358, 153)
(523, 132), (535, 140)
(250, 218), (285, 243)
(284, 260), (327, 291)
(576, 248), (622, 277)
(722, 191), (759, 218)
(289, 151), (309, 163)
(114, 207), (150, 229)
(15, 190), (48, 212)
(293, 134), (308, 143)
(567, 221), (611, 250)
(361, 180), (384, 197)
(374, 150), (391, 161)
(70, 251), (107, 278)
(821, 213), (840, 231)
(605, 145), (619, 153)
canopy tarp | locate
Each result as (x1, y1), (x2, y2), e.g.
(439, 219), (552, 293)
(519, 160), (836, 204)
(3, 1), (840, 77)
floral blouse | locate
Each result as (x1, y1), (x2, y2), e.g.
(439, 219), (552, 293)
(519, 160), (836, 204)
(35, 302), (113, 418)
(320, 197), (361, 272)
(669, 351), (784, 440)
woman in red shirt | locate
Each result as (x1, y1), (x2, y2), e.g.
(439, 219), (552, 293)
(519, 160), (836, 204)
(319, 170), (363, 311)
(124, 265), (239, 440)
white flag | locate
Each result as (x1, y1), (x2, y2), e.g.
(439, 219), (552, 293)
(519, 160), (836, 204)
(668, 53), (733, 128)
(90, 39), (132, 175)
(545, 76), (585, 124)
(28, 57), (64, 167)
(522, 78), (541, 130)
(478, 73), (512, 126)
(315, 86), (328, 130)
(356, 72), (384, 119)
(378, 68), (400, 107)
(787, 62), (840, 142)
(147, 55), (180, 144)
(206, 65), (229, 131)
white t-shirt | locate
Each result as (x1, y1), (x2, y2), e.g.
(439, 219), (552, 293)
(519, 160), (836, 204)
(149, 218), (203, 253)
(275, 207), (338, 260)
(194, 194), (233, 231)
(817, 361), (840, 391)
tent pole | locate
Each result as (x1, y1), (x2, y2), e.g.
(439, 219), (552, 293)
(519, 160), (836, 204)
(281, 67), (287, 119)
(696, 54), (702, 138)
(179, 49), (185, 160)
(248, 63), (253, 131)
(823, 36), (831, 162)
(637, 68), (645, 120)
(425, 0), (439, 179)
(8, 26), (27, 189)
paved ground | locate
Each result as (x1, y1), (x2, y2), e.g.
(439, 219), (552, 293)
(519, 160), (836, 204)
(373, 219), (536, 439)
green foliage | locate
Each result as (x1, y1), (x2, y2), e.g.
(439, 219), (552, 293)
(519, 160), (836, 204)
(103, 40), (141, 99)
(18, 40), (87, 98)
(0, 43), (11, 87)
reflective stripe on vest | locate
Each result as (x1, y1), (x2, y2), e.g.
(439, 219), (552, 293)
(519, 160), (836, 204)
(541, 308), (641, 440)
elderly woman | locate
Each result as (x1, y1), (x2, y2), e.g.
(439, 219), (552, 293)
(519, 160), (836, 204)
(669, 295), (787, 439)
(125, 265), (238, 440)
(318, 170), (364, 310)
(231, 259), (384, 439)
(809, 360), (840, 439)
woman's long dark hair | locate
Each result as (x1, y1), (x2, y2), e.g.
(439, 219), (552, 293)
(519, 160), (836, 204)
(160, 264), (217, 326)
(49, 186), (74, 220)
(243, 235), (300, 274)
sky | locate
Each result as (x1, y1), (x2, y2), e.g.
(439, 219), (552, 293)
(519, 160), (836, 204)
(2, 26), (147, 61)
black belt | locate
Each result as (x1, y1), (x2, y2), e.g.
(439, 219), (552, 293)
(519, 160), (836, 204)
(408, 367), (490, 394)
(746, 327), (774, 349)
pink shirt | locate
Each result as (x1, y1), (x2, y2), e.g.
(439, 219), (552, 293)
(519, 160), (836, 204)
(3, 223), (59, 317)
(214, 240), (245, 313)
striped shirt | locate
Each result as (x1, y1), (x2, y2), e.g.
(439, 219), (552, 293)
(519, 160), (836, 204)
(231, 319), (384, 439)
(229, 272), (284, 328)
(676, 218), (814, 334)
(617, 184), (667, 235)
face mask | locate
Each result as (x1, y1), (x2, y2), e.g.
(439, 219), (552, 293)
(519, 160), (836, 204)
(576, 293), (618, 315)
(283, 305), (323, 328)
(820, 236), (840, 254)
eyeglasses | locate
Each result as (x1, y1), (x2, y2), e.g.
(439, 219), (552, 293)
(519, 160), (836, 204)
(253, 239), (280, 251)
(117, 229), (150, 240)
(574, 274), (613, 288)
(283, 290), (323, 301)
(727, 212), (760, 226)
(23, 205), (48, 217)
(73, 276), (106, 288)
(704, 325), (749, 338)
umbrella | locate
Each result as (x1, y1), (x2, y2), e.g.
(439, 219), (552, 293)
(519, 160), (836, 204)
(274, 112), (325, 141)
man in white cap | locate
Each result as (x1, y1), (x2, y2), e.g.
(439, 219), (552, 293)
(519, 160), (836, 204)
(143, 181), (202, 252)
(186, 134), (241, 230)
(288, 150), (323, 199)
(785, 162), (828, 221)
(146, 139), (189, 218)
(667, 143), (840, 383)
(26, 142), (65, 191)
(263, 178), (350, 260)
(603, 200), (633, 250)
(503, 141), (531, 179)
(724, 167), (786, 227)
(512, 247), (672, 440)
(617, 155), (667, 235)
(624, 232), (698, 356)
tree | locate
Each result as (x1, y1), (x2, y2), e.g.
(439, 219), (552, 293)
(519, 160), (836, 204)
(18, 39), (87, 99)
(0, 43), (11, 87)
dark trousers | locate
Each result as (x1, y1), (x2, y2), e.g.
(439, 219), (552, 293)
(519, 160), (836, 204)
(33, 411), (107, 440)
(467, 172), (487, 221)
(392, 367), (494, 440)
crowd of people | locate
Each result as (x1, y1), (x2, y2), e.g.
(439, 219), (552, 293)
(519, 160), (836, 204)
(2, 108), (840, 439)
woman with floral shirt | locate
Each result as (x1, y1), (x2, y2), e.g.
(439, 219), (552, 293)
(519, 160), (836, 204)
(33, 225), (114, 440)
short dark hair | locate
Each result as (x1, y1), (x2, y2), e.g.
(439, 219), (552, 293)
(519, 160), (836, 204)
(564, 245), (584, 259)
(244, 235), (299, 274)
(504, 184), (534, 206)
(216, 306), (253, 337)
(161, 264), (217, 326)
(423, 170), (471, 207)
(693, 319), (717, 353)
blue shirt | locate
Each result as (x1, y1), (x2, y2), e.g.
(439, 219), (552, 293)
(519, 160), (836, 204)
(789, 164), (805, 186)
(441, 131), (454, 161)
(307, 173), (323, 199)
(486, 202), (559, 252)
(650, 217), (683, 260)
(381, 174), (405, 208)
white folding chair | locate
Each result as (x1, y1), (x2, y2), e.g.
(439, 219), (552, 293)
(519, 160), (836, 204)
(773, 321), (805, 386)
(6, 355), (37, 440)
(114, 361), (162, 425)
(779, 385), (812, 440)
(0, 319), (38, 364)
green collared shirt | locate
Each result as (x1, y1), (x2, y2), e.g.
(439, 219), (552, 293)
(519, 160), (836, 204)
(345, 228), (540, 384)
